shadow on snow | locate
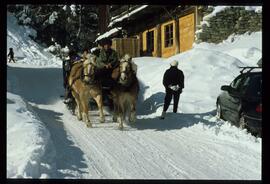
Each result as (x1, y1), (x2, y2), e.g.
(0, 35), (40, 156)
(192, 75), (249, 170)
(128, 110), (217, 131)
(8, 65), (89, 178)
(32, 105), (89, 178)
(7, 65), (64, 104)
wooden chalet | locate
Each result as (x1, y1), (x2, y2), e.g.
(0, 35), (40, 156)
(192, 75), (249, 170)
(97, 5), (203, 58)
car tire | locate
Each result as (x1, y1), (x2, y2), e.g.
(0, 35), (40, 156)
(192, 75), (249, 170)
(239, 113), (247, 129)
(216, 102), (223, 119)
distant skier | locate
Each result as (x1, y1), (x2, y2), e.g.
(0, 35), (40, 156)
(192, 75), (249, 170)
(160, 60), (184, 119)
(7, 48), (16, 63)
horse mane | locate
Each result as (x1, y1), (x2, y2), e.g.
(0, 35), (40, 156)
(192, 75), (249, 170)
(83, 53), (97, 66)
(69, 62), (83, 86)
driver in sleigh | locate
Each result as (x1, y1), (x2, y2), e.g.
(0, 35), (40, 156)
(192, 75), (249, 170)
(94, 37), (120, 108)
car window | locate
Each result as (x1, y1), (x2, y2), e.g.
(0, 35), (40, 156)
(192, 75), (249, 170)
(230, 74), (245, 90)
(238, 76), (251, 93)
(245, 74), (261, 97)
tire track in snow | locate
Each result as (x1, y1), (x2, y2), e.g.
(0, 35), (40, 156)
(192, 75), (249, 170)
(165, 126), (261, 179)
(125, 129), (197, 179)
(60, 106), (180, 178)
(61, 107), (131, 178)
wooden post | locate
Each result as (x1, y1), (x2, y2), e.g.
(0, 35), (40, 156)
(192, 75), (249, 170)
(139, 32), (143, 56)
(175, 18), (180, 54)
(136, 37), (140, 57)
(132, 38), (136, 57)
(156, 24), (161, 57)
(121, 38), (125, 58)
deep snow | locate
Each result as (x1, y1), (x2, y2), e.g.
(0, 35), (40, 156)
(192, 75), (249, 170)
(7, 11), (261, 179)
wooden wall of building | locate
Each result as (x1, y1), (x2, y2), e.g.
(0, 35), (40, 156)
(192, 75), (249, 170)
(111, 38), (140, 59)
(140, 10), (195, 58)
(179, 13), (195, 53)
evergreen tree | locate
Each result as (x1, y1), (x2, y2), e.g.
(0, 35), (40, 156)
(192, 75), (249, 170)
(7, 4), (98, 52)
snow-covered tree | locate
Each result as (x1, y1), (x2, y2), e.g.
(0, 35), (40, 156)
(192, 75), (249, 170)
(8, 4), (98, 52)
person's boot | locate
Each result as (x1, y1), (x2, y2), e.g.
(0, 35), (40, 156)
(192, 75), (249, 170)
(160, 111), (166, 120)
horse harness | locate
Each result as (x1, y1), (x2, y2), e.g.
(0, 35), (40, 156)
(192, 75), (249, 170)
(117, 61), (137, 90)
(69, 61), (98, 87)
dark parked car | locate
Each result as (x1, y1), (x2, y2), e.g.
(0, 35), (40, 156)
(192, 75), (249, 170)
(216, 67), (262, 137)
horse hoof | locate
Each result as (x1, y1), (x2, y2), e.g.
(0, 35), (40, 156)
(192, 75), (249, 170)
(113, 117), (117, 122)
(86, 123), (92, 128)
(100, 119), (105, 123)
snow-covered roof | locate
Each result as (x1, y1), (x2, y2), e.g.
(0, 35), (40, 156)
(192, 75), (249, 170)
(95, 27), (122, 42)
(108, 5), (148, 28)
(91, 47), (98, 53)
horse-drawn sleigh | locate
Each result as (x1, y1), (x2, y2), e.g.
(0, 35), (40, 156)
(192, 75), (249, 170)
(66, 53), (139, 129)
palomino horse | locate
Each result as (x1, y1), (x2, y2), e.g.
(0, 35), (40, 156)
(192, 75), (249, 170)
(110, 54), (139, 129)
(68, 54), (105, 127)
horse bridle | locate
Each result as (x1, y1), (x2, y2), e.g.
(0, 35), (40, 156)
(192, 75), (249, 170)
(119, 60), (134, 87)
(120, 60), (132, 77)
(82, 62), (97, 85)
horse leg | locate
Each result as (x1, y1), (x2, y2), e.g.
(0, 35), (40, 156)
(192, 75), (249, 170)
(72, 91), (82, 121)
(117, 114), (124, 129)
(112, 98), (117, 122)
(80, 94), (92, 127)
(94, 94), (105, 123)
(129, 99), (136, 123)
(117, 103), (124, 130)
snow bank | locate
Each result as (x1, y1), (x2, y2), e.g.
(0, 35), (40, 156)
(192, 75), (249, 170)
(7, 92), (55, 178)
(194, 32), (262, 66)
(7, 12), (62, 67)
(7, 11), (58, 179)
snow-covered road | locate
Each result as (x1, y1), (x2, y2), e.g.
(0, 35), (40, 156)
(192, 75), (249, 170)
(7, 63), (261, 179)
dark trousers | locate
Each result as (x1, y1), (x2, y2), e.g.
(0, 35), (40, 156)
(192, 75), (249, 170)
(163, 88), (181, 113)
(62, 62), (72, 99)
(8, 57), (15, 63)
(62, 68), (69, 89)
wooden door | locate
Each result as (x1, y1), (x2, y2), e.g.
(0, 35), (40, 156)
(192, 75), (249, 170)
(179, 13), (195, 53)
